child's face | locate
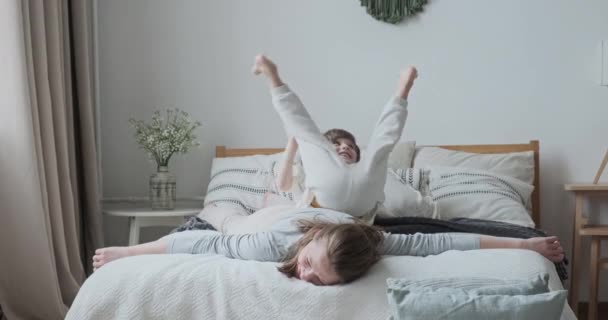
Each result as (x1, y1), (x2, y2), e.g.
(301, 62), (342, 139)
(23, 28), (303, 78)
(333, 138), (357, 164)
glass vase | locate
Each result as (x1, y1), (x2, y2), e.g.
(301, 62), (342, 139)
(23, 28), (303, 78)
(149, 166), (176, 209)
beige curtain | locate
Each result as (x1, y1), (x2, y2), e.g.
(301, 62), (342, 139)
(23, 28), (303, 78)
(0, 0), (103, 319)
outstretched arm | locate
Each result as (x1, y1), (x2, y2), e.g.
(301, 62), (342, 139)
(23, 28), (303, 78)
(92, 230), (285, 270)
(382, 233), (565, 262)
(381, 232), (480, 257)
(479, 235), (564, 262)
(166, 230), (284, 261)
(277, 137), (298, 192)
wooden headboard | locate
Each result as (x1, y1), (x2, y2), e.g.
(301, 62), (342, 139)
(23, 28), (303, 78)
(215, 140), (541, 226)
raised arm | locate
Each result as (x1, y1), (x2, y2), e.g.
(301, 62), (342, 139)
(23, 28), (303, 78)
(361, 67), (417, 170)
(253, 55), (337, 154)
(277, 137), (298, 192)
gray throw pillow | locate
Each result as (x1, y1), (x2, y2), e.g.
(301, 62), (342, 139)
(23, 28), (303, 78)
(387, 274), (566, 320)
(387, 273), (550, 295)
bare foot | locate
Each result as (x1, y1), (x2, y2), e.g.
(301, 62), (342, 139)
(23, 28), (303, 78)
(397, 66), (418, 100)
(522, 236), (565, 262)
(92, 247), (132, 271)
(252, 54), (277, 76)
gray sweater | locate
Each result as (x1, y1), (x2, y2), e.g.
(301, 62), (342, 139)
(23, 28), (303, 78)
(165, 208), (480, 262)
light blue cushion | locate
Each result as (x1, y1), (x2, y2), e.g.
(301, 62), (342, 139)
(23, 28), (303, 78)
(387, 273), (551, 296)
(387, 274), (567, 320)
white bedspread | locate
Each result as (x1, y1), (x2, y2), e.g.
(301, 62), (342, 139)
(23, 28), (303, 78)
(67, 249), (574, 320)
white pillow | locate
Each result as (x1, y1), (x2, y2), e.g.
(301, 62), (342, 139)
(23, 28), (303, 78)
(205, 140), (416, 217)
(413, 147), (535, 185)
(379, 168), (438, 219)
(204, 153), (288, 214)
(428, 166), (535, 227)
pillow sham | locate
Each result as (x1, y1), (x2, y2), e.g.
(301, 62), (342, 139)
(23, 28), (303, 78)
(413, 147), (535, 185)
(204, 153), (288, 214)
(386, 274), (566, 320)
(428, 166), (534, 227)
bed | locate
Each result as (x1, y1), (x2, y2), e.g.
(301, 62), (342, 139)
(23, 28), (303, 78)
(67, 140), (576, 320)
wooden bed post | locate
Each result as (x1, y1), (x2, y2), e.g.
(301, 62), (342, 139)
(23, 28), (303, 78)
(530, 140), (540, 227)
(215, 146), (226, 158)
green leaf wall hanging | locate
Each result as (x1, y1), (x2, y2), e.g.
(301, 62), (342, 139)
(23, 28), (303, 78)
(360, 0), (428, 24)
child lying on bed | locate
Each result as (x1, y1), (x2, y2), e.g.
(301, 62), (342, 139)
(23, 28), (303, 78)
(253, 55), (416, 223)
(93, 207), (565, 286)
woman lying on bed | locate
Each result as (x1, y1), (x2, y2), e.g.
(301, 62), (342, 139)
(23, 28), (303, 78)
(93, 207), (565, 286)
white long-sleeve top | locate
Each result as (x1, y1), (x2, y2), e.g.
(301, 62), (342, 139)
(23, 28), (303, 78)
(166, 208), (480, 262)
(271, 85), (408, 218)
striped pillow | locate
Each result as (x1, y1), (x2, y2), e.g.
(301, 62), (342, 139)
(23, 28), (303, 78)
(379, 168), (437, 219)
(428, 166), (534, 227)
(204, 153), (294, 214)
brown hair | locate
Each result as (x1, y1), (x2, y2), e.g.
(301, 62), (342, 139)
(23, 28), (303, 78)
(323, 129), (361, 162)
(277, 219), (384, 284)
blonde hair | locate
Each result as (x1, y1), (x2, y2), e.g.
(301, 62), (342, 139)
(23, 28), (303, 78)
(277, 219), (384, 284)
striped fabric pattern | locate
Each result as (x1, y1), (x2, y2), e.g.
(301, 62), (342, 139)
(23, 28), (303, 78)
(204, 153), (296, 214)
(205, 155), (433, 219)
(393, 167), (425, 191)
(428, 166), (535, 227)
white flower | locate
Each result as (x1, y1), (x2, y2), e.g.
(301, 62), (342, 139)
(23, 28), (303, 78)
(129, 108), (202, 167)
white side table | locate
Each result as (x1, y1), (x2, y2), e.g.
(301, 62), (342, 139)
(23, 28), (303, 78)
(103, 206), (203, 245)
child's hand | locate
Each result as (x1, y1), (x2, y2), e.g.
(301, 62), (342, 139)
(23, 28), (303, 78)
(288, 136), (298, 148)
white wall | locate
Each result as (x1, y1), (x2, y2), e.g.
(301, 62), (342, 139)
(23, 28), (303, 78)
(97, 0), (608, 300)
